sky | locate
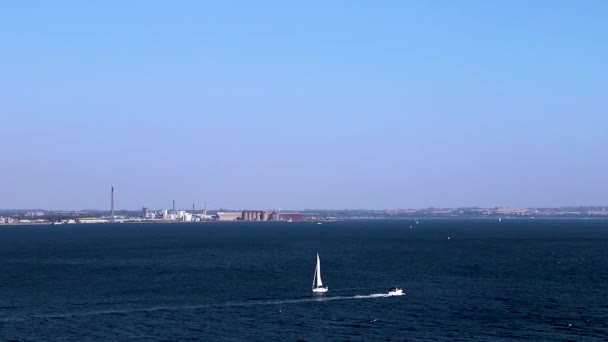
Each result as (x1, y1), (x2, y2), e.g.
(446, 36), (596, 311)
(1, 0), (607, 210)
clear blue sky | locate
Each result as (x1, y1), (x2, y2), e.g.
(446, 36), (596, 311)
(1, 0), (606, 210)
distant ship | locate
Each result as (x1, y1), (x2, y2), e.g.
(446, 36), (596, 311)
(312, 253), (328, 293)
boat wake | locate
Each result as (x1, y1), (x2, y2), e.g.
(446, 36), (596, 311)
(250, 293), (391, 306)
(354, 293), (391, 299)
(0, 293), (398, 322)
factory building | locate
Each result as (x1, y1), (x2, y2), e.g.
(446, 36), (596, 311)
(241, 210), (283, 221)
(214, 210), (290, 222)
(241, 210), (267, 221)
(276, 213), (303, 221)
(215, 212), (242, 221)
(270, 211), (280, 221)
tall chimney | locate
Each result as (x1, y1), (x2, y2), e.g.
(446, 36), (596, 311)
(111, 186), (114, 222)
(173, 200), (175, 212)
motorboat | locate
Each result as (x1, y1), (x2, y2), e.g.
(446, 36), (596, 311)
(388, 287), (404, 296)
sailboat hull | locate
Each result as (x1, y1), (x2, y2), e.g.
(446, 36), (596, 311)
(312, 287), (328, 293)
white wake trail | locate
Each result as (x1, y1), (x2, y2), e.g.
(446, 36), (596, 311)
(239, 293), (391, 306)
(353, 293), (391, 299)
(0, 293), (398, 322)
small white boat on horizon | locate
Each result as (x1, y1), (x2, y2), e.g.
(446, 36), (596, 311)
(312, 253), (328, 293)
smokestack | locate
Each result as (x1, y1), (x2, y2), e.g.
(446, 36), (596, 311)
(173, 200), (175, 212)
(204, 201), (207, 217)
(111, 187), (114, 222)
(193, 203), (195, 213)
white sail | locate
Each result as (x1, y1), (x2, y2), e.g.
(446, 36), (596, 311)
(312, 260), (317, 288)
(315, 253), (323, 287)
(312, 253), (328, 293)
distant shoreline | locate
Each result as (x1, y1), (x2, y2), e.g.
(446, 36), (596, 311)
(2, 216), (608, 227)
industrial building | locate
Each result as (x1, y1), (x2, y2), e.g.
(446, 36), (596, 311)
(242, 210), (267, 221)
(215, 212), (242, 221)
(275, 212), (302, 221)
(213, 210), (282, 221)
(241, 210), (282, 221)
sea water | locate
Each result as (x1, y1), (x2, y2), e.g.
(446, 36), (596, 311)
(1, 219), (607, 340)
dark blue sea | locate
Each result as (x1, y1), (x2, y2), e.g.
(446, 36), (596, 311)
(1, 219), (607, 341)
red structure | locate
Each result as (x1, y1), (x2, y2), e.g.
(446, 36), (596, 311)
(277, 213), (303, 221)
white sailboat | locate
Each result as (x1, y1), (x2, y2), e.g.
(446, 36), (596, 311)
(312, 253), (328, 293)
